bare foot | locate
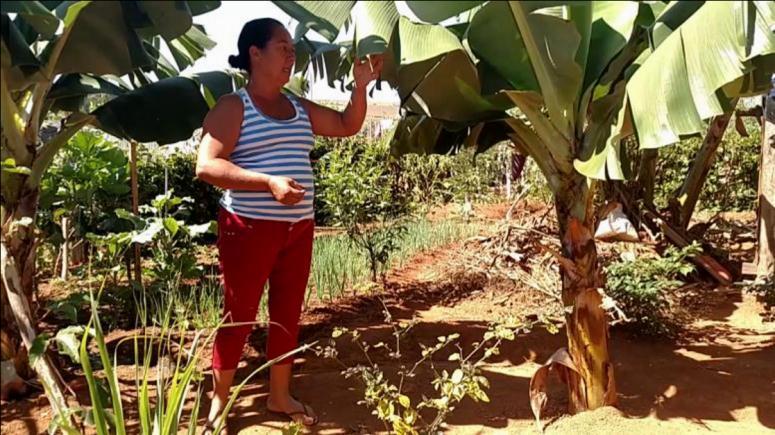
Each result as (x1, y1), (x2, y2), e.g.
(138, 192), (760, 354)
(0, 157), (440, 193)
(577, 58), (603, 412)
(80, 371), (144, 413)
(266, 395), (318, 426)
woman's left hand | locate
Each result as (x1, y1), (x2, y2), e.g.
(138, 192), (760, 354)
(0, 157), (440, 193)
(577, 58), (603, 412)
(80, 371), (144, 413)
(353, 54), (384, 89)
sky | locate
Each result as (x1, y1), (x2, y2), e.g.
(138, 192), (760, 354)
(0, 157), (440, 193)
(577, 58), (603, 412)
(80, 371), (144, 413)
(187, 1), (403, 103)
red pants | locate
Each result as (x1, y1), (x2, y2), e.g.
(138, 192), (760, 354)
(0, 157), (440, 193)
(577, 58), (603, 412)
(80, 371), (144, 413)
(212, 208), (314, 370)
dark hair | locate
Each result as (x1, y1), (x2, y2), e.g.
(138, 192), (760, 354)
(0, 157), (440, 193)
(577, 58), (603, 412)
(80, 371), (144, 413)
(228, 18), (284, 73)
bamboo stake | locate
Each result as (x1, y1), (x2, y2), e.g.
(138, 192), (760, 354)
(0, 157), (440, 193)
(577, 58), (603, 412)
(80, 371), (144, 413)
(130, 141), (142, 284)
(60, 217), (68, 280)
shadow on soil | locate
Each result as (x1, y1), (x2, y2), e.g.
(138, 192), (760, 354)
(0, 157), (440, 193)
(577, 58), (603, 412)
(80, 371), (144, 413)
(198, 275), (774, 433)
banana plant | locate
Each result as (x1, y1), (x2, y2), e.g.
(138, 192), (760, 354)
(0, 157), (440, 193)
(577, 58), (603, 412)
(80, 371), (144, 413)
(0, 0), (224, 425)
(270, 0), (775, 417)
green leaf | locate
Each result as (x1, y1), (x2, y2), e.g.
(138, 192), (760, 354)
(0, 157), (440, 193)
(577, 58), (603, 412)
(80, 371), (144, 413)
(468, 1), (538, 92)
(284, 73), (309, 98)
(573, 81), (629, 180)
(50, 1), (152, 76)
(187, 221), (216, 238)
(398, 394), (411, 409)
(137, 1), (194, 41)
(93, 71), (243, 144)
(582, 1), (640, 95)
(274, 1), (355, 42)
(502, 91), (572, 172)
(29, 332), (52, 366)
(1, 1), (60, 38)
(404, 1), (483, 24)
(47, 291), (90, 323)
(476, 389), (490, 403)
(166, 24), (216, 71)
(451, 369), (464, 384)
(143, 37), (179, 78)
(115, 209), (146, 230)
(394, 18), (505, 122)
(650, 0), (706, 49)
(54, 325), (93, 364)
(628, 1), (775, 150)
(1, 13), (43, 90)
(50, 0), (217, 77)
(79, 312), (108, 434)
(163, 217), (180, 237)
(187, 1), (221, 16)
(294, 38), (344, 80)
(353, 1), (399, 58)
(395, 16), (461, 65)
(132, 220), (163, 244)
(48, 74), (128, 109)
(390, 115), (467, 156)
(508, 2), (584, 139)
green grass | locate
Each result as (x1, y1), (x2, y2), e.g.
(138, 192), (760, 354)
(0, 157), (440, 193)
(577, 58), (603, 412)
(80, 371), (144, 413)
(393, 218), (480, 266)
(307, 218), (481, 303)
(310, 234), (368, 301)
(147, 218), (481, 325)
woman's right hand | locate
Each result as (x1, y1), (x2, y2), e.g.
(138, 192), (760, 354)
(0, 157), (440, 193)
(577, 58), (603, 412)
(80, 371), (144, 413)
(268, 176), (306, 205)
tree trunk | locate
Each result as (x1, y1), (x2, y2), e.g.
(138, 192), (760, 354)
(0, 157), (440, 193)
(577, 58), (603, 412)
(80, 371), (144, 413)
(675, 111), (734, 229)
(637, 149), (657, 210)
(1, 183), (74, 428)
(554, 175), (616, 412)
(1, 186), (40, 379)
(757, 90), (775, 279)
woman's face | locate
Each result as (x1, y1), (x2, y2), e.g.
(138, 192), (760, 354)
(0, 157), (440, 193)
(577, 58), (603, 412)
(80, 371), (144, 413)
(250, 26), (295, 87)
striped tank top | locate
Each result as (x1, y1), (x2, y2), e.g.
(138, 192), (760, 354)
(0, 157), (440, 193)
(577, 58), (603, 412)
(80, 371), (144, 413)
(219, 88), (315, 222)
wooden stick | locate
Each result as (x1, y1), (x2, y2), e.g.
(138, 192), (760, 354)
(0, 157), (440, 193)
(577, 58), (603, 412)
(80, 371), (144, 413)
(130, 141), (142, 285)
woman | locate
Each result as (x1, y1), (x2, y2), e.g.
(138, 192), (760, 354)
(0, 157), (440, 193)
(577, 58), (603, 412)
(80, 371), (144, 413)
(196, 18), (383, 431)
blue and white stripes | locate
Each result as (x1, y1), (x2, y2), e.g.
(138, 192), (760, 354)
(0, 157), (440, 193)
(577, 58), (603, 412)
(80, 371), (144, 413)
(220, 88), (315, 222)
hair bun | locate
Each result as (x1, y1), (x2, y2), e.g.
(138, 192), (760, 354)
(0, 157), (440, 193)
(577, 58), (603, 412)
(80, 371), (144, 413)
(228, 54), (244, 69)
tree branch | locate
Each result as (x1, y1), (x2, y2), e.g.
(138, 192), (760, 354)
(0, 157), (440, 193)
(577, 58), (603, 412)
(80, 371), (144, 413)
(676, 109), (734, 229)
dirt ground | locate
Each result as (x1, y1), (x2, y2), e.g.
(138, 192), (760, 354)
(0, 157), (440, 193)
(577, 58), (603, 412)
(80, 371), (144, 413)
(2, 202), (773, 434)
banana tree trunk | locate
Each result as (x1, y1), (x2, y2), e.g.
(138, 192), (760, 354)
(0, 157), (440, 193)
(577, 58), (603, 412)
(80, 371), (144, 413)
(1, 177), (74, 428)
(554, 175), (616, 412)
(1, 185), (40, 378)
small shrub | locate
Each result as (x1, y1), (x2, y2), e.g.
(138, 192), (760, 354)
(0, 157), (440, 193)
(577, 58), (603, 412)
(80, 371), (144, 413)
(88, 192), (215, 290)
(392, 144), (509, 208)
(604, 243), (702, 336)
(39, 130), (133, 246)
(316, 303), (530, 434)
(315, 138), (411, 282)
